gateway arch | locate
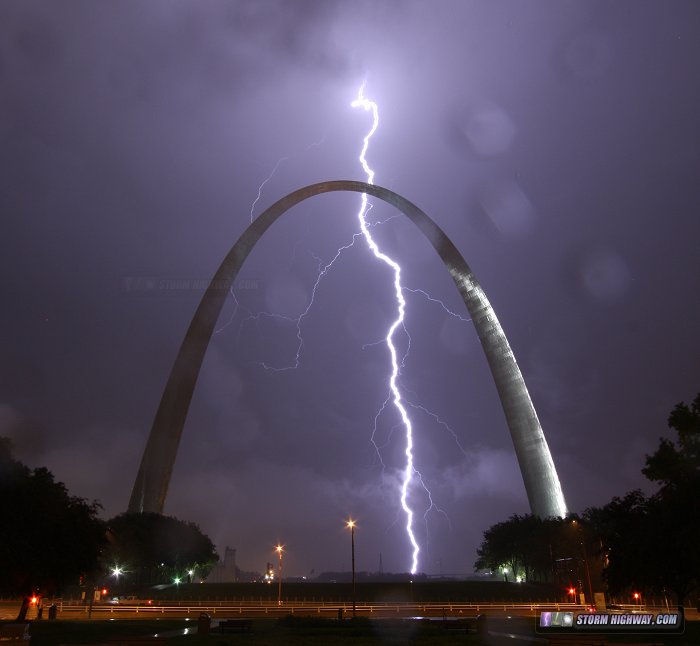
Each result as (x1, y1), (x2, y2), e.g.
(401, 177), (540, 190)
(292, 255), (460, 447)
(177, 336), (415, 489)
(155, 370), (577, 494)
(128, 180), (567, 519)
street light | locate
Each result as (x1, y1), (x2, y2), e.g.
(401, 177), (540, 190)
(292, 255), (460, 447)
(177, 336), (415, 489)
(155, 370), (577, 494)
(346, 519), (356, 618)
(111, 566), (124, 597)
(571, 519), (594, 605)
(274, 545), (284, 606)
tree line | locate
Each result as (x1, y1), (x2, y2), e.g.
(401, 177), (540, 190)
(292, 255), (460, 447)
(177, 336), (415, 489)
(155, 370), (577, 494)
(475, 392), (700, 605)
(0, 437), (218, 616)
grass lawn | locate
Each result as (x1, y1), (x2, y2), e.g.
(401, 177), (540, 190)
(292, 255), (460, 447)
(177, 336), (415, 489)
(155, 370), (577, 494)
(20, 619), (188, 645)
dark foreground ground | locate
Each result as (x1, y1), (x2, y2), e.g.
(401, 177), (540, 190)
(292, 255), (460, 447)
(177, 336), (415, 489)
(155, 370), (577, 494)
(12, 616), (700, 646)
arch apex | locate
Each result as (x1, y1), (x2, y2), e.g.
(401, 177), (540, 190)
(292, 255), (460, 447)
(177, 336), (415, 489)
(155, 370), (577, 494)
(128, 180), (566, 520)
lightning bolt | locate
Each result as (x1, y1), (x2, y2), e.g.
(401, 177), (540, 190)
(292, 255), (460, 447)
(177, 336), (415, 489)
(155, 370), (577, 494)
(220, 214), (399, 369)
(406, 399), (470, 458)
(249, 134), (326, 222)
(404, 287), (471, 323)
(217, 135), (328, 335)
(223, 85), (471, 574)
(351, 82), (421, 574)
(258, 234), (362, 371)
(249, 155), (289, 223)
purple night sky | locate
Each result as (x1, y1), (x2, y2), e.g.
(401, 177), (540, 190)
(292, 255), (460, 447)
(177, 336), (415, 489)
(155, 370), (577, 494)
(1, 1), (699, 578)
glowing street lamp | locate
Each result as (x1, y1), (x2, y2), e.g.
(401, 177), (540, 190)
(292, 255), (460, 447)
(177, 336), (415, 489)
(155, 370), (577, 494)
(275, 545), (284, 605)
(346, 519), (357, 618)
(501, 566), (509, 582)
(110, 566), (124, 597)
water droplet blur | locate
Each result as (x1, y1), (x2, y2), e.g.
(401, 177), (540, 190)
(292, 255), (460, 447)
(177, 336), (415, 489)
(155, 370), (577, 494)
(265, 274), (308, 317)
(458, 103), (517, 156)
(479, 179), (535, 237)
(578, 248), (631, 301)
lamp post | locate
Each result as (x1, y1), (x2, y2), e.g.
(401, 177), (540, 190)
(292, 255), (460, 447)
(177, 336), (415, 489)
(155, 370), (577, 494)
(274, 545), (283, 605)
(572, 519), (594, 605)
(110, 566), (124, 598)
(346, 519), (356, 618)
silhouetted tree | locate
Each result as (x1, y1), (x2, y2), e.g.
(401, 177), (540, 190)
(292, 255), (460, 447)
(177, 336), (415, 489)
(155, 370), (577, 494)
(104, 512), (218, 585)
(475, 514), (528, 581)
(642, 392), (700, 603)
(0, 438), (106, 617)
(643, 392), (700, 490)
(476, 393), (700, 604)
(475, 513), (594, 585)
(585, 392), (700, 604)
(584, 491), (649, 596)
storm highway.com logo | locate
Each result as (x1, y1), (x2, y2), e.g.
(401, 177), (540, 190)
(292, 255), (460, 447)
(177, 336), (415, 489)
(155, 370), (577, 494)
(538, 610), (683, 634)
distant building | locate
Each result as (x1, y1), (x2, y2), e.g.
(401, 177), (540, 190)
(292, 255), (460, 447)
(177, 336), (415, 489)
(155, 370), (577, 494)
(206, 546), (237, 583)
